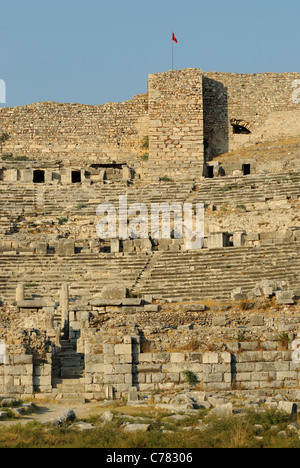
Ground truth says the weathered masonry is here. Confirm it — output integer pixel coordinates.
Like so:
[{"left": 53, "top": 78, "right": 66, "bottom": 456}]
[
  {"left": 0, "top": 67, "right": 299, "bottom": 403},
  {"left": 1, "top": 69, "right": 299, "bottom": 180}
]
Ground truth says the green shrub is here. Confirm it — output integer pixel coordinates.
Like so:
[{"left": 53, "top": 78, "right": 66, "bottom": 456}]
[
  {"left": 76, "top": 204, "right": 86, "bottom": 210},
  {"left": 14, "top": 156, "right": 29, "bottom": 161},
  {"left": 58, "top": 218, "right": 68, "bottom": 225},
  {"left": 240, "top": 299, "right": 254, "bottom": 310},
  {"left": 277, "top": 332, "right": 290, "bottom": 349},
  {"left": 0, "top": 133, "right": 10, "bottom": 153},
  {"left": 182, "top": 370, "right": 198, "bottom": 387},
  {"left": 236, "top": 331, "right": 247, "bottom": 342},
  {"left": 1, "top": 153, "right": 13, "bottom": 160},
  {"left": 142, "top": 136, "right": 149, "bottom": 149}
]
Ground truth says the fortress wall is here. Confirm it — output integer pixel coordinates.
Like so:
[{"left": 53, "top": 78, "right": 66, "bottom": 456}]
[
  {"left": 1, "top": 69, "right": 299, "bottom": 178},
  {"left": 0, "top": 94, "right": 149, "bottom": 165},
  {"left": 203, "top": 72, "right": 300, "bottom": 158},
  {"left": 148, "top": 69, "right": 204, "bottom": 178}
]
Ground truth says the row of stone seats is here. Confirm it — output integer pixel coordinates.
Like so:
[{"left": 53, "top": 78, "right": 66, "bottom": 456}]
[
  {"left": 0, "top": 242, "right": 298, "bottom": 304},
  {"left": 0, "top": 172, "right": 299, "bottom": 220},
  {"left": 0, "top": 252, "right": 150, "bottom": 302},
  {"left": 38, "top": 172, "right": 300, "bottom": 219},
  {"left": 41, "top": 181, "right": 195, "bottom": 216},
  {"left": 193, "top": 171, "right": 300, "bottom": 206},
  {"left": 134, "top": 242, "right": 300, "bottom": 302}
]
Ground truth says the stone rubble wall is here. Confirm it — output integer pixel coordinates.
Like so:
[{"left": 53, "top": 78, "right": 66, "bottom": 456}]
[
  {"left": 1, "top": 69, "right": 300, "bottom": 181},
  {"left": 2, "top": 299, "right": 300, "bottom": 399},
  {"left": 0, "top": 95, "right": 149, "bottom": 166},
  {"left": 203, "top": 71, "right": 300, "bottom": 158}
]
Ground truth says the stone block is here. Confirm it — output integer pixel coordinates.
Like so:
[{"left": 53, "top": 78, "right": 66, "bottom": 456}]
[
  {"left": 182, "top": 304, "right": 207, "bottom": 312},
  {"left": 110, "top": 239, "right": 120, "bottom": 253},
  {"left": 114, "top": 364, "right": 132, "bottom": 374},
  {"left": 115, "top": 344, "right": 132, "bottom": 355},
  {"left": 203, "top": 352, "right": 219, "bottom": 364},
  {"left": 85, "top": 363, "right": 104, "bottom": 374},
  {"left": 278, "top": 401, "right": 297, "bottom": 415},
  {"left": 143, "top": 304, "right": 159, "bottom": 312},
  {"left": 203, "top": 372, "right": 223, "bottom": 383},
  {"left": 276, "top": 371, "right": 297, "bottom": 380},
  {"left": 207, "top": 232, "right": 230, "bottom": 249},
  {"left": 118, "top": 354, "right": 134, "bottom": 364},
  {"left": 138, "top": 353, "right": 153, "bottom": 362},
  {"left": 103, "top": 344, "right": 115, "bottom": 355},
  {"left": 170, "top": 353, "right": 185, "bottom": 363},
  {"left": 212, "top": 316, "right": 226, "bottom": 326},
  {"left": 276, "top": 290, "right": 295, "bottom": 305},
  {"left": 235, "top": 372, "right": 252, "bottom": 382},
  {"left": 151, "top": 373, "right": 166, "bottom": 383},
  {"left": 153, "top": 353, "right": 170, "bottom": 363},
  {"left": 128, "top": 386, "right": 138, "bottom": 402},
  {"left": 13, "top": 355, "right": 33, "bottom": 365},
  {"left": 249, "top": 315, "right": 264, "bottom": 326},
  {"left": 104, "top": 374, "right": 125, "bottom": 384},
  {"left": 137, "top": 363, "right": 161, "bottom": 373},
  {"left": 101, "top": 284, "right": 127, "bottom": 300}
]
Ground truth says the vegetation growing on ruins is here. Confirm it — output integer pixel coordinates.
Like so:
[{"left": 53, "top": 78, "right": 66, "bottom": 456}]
[
  {"left": 0, "top": 133, "right": 10, "bottom": 153},
  {"left": 0, "top": 408, "right": 298, "bottom": 448}
]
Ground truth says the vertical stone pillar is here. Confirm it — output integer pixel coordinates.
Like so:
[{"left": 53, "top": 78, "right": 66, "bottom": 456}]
[
  {"left": 103, "top": 336, "right": 140, "bottom": 399},
  {"left": 233, "top": 231, "right": 246, "bottom": 247},
  {"left": 60, "top": 283, "right": 69, "bottom": 338},
  {"left": 16, "top": 284, "right": 24, "bottom": 302}
]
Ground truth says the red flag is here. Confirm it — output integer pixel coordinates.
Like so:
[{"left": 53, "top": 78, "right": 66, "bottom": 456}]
[{"left": 172, "top": 32, "right": 178, "bottom": 44}]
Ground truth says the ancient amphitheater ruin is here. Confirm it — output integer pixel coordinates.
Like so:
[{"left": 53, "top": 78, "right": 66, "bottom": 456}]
[{"left": 0, "top": 68, "right": 300, "bottom": 404}]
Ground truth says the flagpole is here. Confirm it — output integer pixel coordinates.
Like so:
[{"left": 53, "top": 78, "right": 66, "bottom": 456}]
[{"left": 172, "top": 38, "right": 173, "bottom": 70}]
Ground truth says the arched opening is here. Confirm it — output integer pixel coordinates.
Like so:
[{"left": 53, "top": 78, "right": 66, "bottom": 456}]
[
  {"left": 231, "top": 119, "right": 251, "bottom": 135},
  {"left": 33, "top": 170, "right": 45, "bottom": 184},
  {"left": 232, "top": 124, "right": 251, "bottom": 135}
]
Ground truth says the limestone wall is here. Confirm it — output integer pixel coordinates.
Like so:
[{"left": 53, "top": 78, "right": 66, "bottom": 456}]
[
  {"left": 83, "top": 343, "right": 300, "bottom": 398},
  {"left": 148, "top": 69, "right": 204, "bottom": 179},
  {"left": 203, "top": 72, "right": 300, "bottom": 158},
  {"left": 1, "top": 69, "right": 300, "bottom": 181},
  {"left": 0, "top": 95, "right": 149, "bottom": 165}
]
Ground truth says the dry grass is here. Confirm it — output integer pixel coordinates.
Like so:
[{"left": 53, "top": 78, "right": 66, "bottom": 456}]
[{"left": 0, "top": 407, "right": 298, "bottom": 448}]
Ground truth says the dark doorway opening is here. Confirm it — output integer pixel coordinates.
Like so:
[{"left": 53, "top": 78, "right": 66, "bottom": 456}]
[
  {"left": 242, "top": 164, "right": 251, "bottom": 176},
  {"left": 33, "top": 170, "right": 45, "bottom": 183},
  {"left": 72, "top": 171, "right": 81, "bottom": 183},
  {"left": 207, "top": 166, "right": 214, "bottom": 178}
]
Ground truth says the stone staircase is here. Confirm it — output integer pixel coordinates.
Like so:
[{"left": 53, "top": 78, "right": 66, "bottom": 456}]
[
  {"left": 51, "top": 340, "right": 86, "bottom": 403},
  {"left": 33, "top": 184, "right": 45, "bottom": 214}
]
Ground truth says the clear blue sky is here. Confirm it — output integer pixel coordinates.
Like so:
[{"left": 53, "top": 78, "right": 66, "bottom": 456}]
[{"left": 0, "top": 0, "right": 299, "bottom": 108}]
